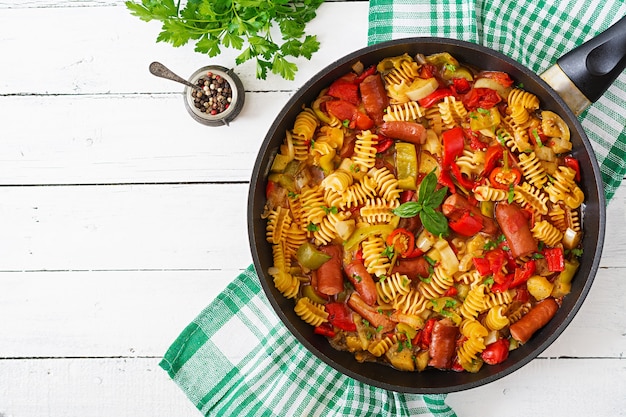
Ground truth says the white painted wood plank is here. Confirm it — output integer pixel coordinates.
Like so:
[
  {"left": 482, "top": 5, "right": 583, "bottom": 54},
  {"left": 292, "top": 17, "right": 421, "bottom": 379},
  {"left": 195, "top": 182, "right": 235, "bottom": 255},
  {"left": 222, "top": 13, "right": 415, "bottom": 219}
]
[
  {"left": 0, "top": 357, "right": 623, "bottom": 417},
  {"left": 447, "top": 358, "right": 626, "bottom": 417},
  {"left": 0, "top": 184, "right": 253, "bottom": 271},
  {"left": 0, "top": 2, "right": 369, "bottom": 95},
  {"left": 0, "top": 92, "right": 287, "bottom": 185},
  {"left": 0, "top": 358, "right": 202, "bottom": 417},
  {"left": 0, "top": 266, "right": 624, "bottom": 358}
]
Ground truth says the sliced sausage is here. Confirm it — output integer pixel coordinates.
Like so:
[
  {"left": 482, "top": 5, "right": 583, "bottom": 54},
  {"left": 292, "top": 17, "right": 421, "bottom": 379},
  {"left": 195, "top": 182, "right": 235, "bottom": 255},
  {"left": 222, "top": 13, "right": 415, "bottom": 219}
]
[
  {"left": 378, "top": 121, "right": 427, "bottom": 145},
  {"left": 510, "top": 298, "right": 559, "bottom": 344},
  {"left": 343, "top": 260, "right": 377, "bottom": 306},
  {"left": 359, "top": 74, "right": 388, "bottom": 126},
  {"left": 495, "top": 202, "right": 538, "bottom": 258},
  {"left": 347, "top": 293, "right": 396, "bottom": 333},
  {"left": 428, "top": 319, "right": 460, "bottom": 369},
  {"left": 391, "top": 257, "right": 431, "bottom": 281},
  {"left": 442, "top": 193, "right": 498, "bottom": 235},
  {"left": 315, "top": 244, "right": 344, "bottom": 296}
]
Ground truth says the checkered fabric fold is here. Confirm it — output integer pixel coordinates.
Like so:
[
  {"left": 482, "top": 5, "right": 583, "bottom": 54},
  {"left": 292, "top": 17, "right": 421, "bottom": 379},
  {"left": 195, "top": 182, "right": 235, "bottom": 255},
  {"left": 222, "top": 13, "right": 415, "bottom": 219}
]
[
  {"left": 161, "top": 265, "right": 456, "bottom": 416},
  {"left": 161, "top": 2, "right": 625, "bottom": 416}
]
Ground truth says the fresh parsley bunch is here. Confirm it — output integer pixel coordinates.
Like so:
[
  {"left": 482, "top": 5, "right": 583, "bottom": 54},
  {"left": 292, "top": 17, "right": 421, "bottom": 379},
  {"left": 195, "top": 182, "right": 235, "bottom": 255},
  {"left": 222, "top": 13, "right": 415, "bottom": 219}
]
[{"left": 125, "top": 0, "right": 323, "bottom": 80}]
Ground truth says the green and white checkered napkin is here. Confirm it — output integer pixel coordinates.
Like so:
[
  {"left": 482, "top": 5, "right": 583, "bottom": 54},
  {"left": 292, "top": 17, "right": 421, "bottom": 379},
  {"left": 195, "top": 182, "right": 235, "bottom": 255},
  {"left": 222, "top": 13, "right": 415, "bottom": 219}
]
[{"left": 161, "top": 2, "right": 625, "bottom": 416}]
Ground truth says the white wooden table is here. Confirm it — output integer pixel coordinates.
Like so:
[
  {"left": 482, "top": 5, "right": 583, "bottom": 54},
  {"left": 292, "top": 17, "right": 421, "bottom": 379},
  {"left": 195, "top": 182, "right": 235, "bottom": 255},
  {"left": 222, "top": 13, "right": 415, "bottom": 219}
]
[{"left": 1, "top": 1, "right": 624, "bottom": 416}]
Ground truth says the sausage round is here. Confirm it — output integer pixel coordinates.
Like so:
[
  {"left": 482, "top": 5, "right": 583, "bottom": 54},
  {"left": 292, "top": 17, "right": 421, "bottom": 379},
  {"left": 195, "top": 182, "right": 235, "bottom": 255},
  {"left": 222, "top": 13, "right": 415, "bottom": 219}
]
[
  {"left": 510, "top": 298, "right": 559, "bottom": 344},
  {"left": 343, "top": 260, "right": 377, "bottom": 306},
  {"left": 428, "top": 319, "right": 460, "bottom": 369},
  {"left": 315, "top": 245, "right": 344, "bottom": 296},
  {"left": 378, "top": 121, "right": 427, "bottom": 145},
  {"left": 359, "top": 74, "right": 388, "bottom": 126},
  {"left": 495, "top": 202, "right": 538, "bottom": 258},
  {"left": 442, "top": 193, "right": 498, "bottom": 235}
]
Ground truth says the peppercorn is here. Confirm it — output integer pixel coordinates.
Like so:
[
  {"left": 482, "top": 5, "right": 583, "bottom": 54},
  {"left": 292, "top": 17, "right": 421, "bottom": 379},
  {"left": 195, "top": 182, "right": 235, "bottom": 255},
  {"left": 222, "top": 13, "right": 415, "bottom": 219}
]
[{"left": 191, "top": 71, "right": 233, "bottom": 115}]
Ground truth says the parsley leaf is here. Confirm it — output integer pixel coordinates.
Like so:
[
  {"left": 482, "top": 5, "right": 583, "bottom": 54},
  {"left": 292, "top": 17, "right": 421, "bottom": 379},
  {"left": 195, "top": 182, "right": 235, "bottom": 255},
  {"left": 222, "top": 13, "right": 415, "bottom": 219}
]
[{"left": 125, "top": 0, "right": 323, "bottom": 80}]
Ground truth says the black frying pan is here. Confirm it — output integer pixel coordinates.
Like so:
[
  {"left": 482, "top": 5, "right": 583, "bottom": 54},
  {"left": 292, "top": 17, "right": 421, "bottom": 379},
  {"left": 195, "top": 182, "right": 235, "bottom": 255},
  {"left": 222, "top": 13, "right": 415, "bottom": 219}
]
[{"left": 248, "top": 16, "right": 625, "bottom": 393}]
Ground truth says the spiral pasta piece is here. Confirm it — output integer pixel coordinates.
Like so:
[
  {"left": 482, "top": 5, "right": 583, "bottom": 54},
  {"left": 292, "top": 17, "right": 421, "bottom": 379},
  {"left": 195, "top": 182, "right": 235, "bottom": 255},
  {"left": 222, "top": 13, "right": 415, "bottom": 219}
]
[
  {"left": 353, "top": 130, "right": 379, "bottom": 170},
  {"left": 362, "top": 235, "right": 392, "bottom": 277},
  {"left": 518, "top": 152, "right": 548, "bottom": 188},
  {"left": 368, "top": 166, "right": 402, "bottom": 202},
  {"left": 368, "top": 335, "right": 397, "bottom": 357},
  {"left": 321, "top": 169, "right": 353, "bottom": 193},
  {"left": 299, "top": 186, "right": 327, "bottom": 227},
  {"left": 474, "top": 184, "right": 508, "bottom": 202},
  {"left": 439, "top": 96, "right": 467, "bottom": 129},
  {"left": 485, "top": 305, "right": 510, "bottom": 331},
  {"left": 376, "top": 273, "right": 412, "bottom": 305},
  {"left": 292, "top": 108, "right": 319, "bottom": 141},
  {"left": 418, "top": 266, "right": 454, "bottom": 300},
  {"left": 507, "top": 302, "right": 532, "bottom": 324},
  {"left": 457, "top": 318, "right": 489, "bottom": 369},
  {"left": 270, "top": 242, "right": 299, "bottom": 299},
  {"left": 266, "top": 206, "right": 292, "bottom": 244},
  {"left": 343, "top": 176, "right": 378, "bottom": 208},
  {"left": 460, "top": 284, "right": 487, "bottom": 319},
  {"left": 383, "top": 101, "right": 424, "bottom": 122},
  {"left": 531, "top": 219, "right": 564, "bottom": 247},
  {"left": 359, "top": 198, "right": 399, "bottom": 225},
  {"left": 483, "top": 289, "right": 513, "bottom": 310},
  {"left": 513, "top": 182, "right": 549, "bottom": 216},
  {"left": 294, "top": 297, "right": 328, "bottom": 327},
  {"left": 393, "top": 289, "right": 431, "bottom": 316}
]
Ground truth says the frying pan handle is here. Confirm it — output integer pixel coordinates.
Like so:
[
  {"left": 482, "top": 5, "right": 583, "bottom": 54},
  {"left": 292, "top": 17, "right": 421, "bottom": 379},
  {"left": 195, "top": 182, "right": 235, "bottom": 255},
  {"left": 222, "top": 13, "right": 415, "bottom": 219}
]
[{"left": 557, "top": 15, "right": 626, "bottom": 104}]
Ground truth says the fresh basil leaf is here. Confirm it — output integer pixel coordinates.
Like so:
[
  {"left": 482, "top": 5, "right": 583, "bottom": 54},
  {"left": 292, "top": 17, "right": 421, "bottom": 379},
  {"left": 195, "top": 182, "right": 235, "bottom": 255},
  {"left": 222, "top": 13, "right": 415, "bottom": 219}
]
[
  {"left": 418, "top": 170, "right": 437, "bottom": 204},
  {"left": 392, "top": 201, "right": 422, "bottom": 218},
  {"left": 426, "top": 186, "right": 448, "bottom": 209},
  {"left": 420, "top": 208, "right": 449, "bottom": 236}
]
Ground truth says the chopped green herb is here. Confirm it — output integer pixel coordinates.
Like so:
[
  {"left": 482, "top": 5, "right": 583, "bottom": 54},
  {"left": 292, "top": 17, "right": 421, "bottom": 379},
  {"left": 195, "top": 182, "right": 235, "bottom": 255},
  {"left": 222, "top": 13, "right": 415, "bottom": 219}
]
[
  {"left": 306, "top": 223, "right": 319, "bottom": 232},
  {"left": 508, "top": 183, "right": 515, "bottom": 203},
  {"left": 376, "top": 325, "right": 384, "bottom": 333},
  {"left": 483, "top": 276, "right": 495, "bottom": 285}
]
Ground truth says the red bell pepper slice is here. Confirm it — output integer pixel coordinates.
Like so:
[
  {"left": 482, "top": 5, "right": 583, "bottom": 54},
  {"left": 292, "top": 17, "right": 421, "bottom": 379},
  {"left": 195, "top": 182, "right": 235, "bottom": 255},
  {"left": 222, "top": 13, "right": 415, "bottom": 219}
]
[
  {"left": 451, "top": 77, "right": 471, "bottom": 94},
  {"left": 510, "top": 259, "right": 536, "bottom": 288},
  {"left": 564, "top": 156, "right": 581, "bottom": 182},
  {"left": 482, "top": 144, "right": 504, "bottom": 176},
  {"left": 489, "top": 167, "right": 522, "bottom": 189},
  {"left": 442, "top": 126, "right": 465, "bottom": 166},
  {"left": 543, "top": 247, "right": 566, "bottom": 272},
  {"left": 478, "top": 71, "right": 514, "bottom": 87},
  {"left": 386, "top": 228, "right": 416, "bottom": 258},
  {"left": 314, "top": 322, "right": 336, "bottom": 338},
  {"left": 328, "top": 78, "right": 360, "bottom": 105},
  {"left": 481, "top": 339, "right": 510, "bottom": 365},
  {"left": 418, "top": 63, "right": 437, "bottom": 79},
  {"left": 326, "top": 100, "right": 374, "bottom": 130},
  {"left": 354, "top": 65, "right": 377, "bottom": 84},
  {"left": 490, "top": 273, "right": 513, "bottom": 293},
  {"left": 438, "top": 168, "right": 456, "bottom": 194},
  {"left": 373, "top": 134, "right": 394, "bottom": 153},
  {"left": 444, "top": 286, "right": 458, "bottom": 297},
  {"left": 325, "top": 302, "right": 357, "bottom": 332},
  {"left": 413, "top": 317, "right": 437, "bottom": 350},
  {"left": 418, "top": 88, "right": 455, "bottom": 108},
  {"left": 450, "top": 161, "right": 476, "bottom": 190},
  {"left": 462, "top": 87, "right": 501, "bottom": 110},
  {"left": 472, "top": 257, "right": 492, "bottom": 276},
  {"left": 465, "top": 128, "right": 487, "bottom": 151},
  {"left": 449, "top": 210, "right": 483, "bottom": 236}
]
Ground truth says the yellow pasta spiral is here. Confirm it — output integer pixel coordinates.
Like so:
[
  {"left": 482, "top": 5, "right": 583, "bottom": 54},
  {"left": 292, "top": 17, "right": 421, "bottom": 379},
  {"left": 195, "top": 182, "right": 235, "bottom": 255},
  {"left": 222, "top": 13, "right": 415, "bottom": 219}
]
[
  {"left": 321, "top": 169, "right": 353, "bottom": 193},
  {"left": 294, "top": 297, "right": 328, "bottom": 327},
  {"left": 483, "top": 289, "right": 513, "bottom": 310},
  {"left": 393, "top": 289, "right": 431, "bottom": 316},
  {"left": 518, "top": 152, "right": 548, "bottom": 188},
  {"left": 270, "top": 243, "right": 299, "bottom": 299},
  {"left": 508, "top": 88, "right": 540, "bottom": 110},
  {"left": 501, "top": 115, "right": 532, "bottom": 153},
  {"left": 513, "top": 182, "right": 549, "bottom": 215},
  {"left": 531, "top": 219, "right": 564, "bottom": 247},
  {"left": 266, "top": 206, "right": 292, "bottom": 244},
  {"left": 383, "top": 101, "right": 424, "bottom": 122},
  {"left": 439, "top": 96, "right": 467, "bottom": 129},
  {"left": 544, "top": 166, "right": 584, "bottom": 209},
  {"left": 455, "top": 149, "right": 486, "bottom": 178},
  {"left": 457, "top": 318, "right": 489, "bottom": 369},
  {"left": 292, "top": 108, "right": 319, "bottom": 141},
  {"left": 299, "top": 186, "right": 326, "bottom": 227},
  {"left": 292, "top": 133, "right": 310, "bottom": 161},
  {"left": 423, "top": 106, "right": 443, "bottom": 135},
  {"left": 362, "top": 235, "right": 392, "bottom": 277},
  {"left": 314, "top": 211, "right": 350, "bottom": 246},
  {"left": 507, "top": 302, "right": 532, "bottom": 324},
  {"left": 384, "top": 60, "right": 420, "bottom": 86},
  {"left": 368, "top": 335, "right": 397, "bottom": 357},
  {"left": 353, "top": 130, "right": 379, "bottom": 170},
  {"left": 474, "top": 184, "right": 508, "bottom": 202},
  {"left": 455, "top": 269, "right": 483, "bottom": 288},
  {"left": 418, "top": 266, "right": 454, "bottom": 300},
  {"left": 460, "top": 284, "right": 487, "bottom": 319},
  {"left": 485, "top": 305, "right": 510, "bottom": 331},
  {"left": 376, "top": 273, "right": 412, "bottom": 305},
  {"left": 368, "top": 166, "right": 402, "bottom": 202},
  {"left": 283, "top": 223, "right": 307, "bottom": 257},
  {"left": 359, "top": 198, "right": 399, "bottom": 225},
  {"left": 343, "top": 176, "right": 378, "bottom": 208}
]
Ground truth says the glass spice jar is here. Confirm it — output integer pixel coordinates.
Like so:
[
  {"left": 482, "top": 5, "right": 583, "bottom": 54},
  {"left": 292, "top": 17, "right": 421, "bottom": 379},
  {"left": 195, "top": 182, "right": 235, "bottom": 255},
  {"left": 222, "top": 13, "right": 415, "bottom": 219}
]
[{"left": 184, "top": 65, "right": 245, "bottom": 126}]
